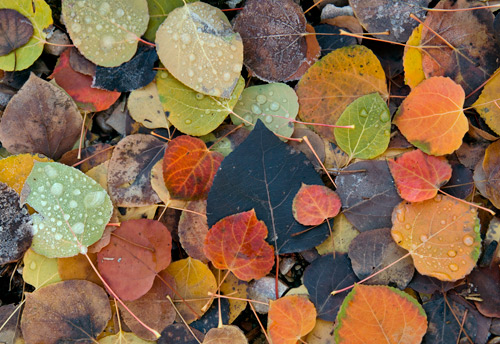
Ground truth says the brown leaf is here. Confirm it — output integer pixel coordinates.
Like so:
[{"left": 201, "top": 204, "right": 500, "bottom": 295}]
[
  {"left": 0, "top": 74, "right": 82, "bottom": 160},
  {"left": 178, "top": 200, "right": 209, "bottom": 263},
  {"left": 202, "top": 325, "right": 248, "bottom": 344},
  {"left": 0, "top": 9, "right": 33, "bottom": 56}
]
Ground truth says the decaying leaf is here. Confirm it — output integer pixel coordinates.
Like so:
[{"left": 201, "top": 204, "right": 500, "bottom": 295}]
[{"left": 0, "top": 8, "right": 33, "bottom": 56}]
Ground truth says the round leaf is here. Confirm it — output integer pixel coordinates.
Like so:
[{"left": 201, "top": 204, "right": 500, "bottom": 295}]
[
  {"left": 0, "top": 8, "right": 33, "bottom": 56},
  {"left": 155, "top": 2, "right": 243, "bottom": 98},
  {"left": 292, "top": 183, "right": 341, "bottom": 226}
]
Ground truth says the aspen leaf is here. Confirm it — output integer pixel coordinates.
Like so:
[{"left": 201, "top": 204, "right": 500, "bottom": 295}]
[
  {"left": 99, "top": 331, "right": 154, "bottom": 344},
  {"left": 128, "top": 81, "right": 169, "bottom": 129},
  {"left": 479, "top": 139, "right": 500, "bottom": 209},
  {"left": 143, "top": 0, "right": 196, "bottom": 41},
  {"left": 391, "top": 195, "right": 481, "bottom": 281},
  {"left": 473, "top": 66, "right": 500, "bottom": 136},
  {"left": 0, "top": 153, "right": 51, "bottom": 195},
  {"left": 292, "top": 184, "right": 341, "bottom": 226},
  {"left": 202, "top": 325, "right": 247, "bottom": 344},
  {"left": 0, "top": 8, "right": 33, "bottom": 56},
  {"left": 22, "top": 248, "right": 62, "bottom": 289},
  {"left": 403, "top": 24, "right": 425, "bottom": 88}
]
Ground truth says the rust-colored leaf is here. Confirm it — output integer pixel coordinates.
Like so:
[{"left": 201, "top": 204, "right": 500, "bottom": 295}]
[
  {"left": 179, "top": 200, "right": 209, "bottom": 263},
  {"left": 388, "top": 149, "right": 452, "bottom": 202},
  {"left": 391, "top": 195, "right": 481, "bottom": 281},
  {"left": 481, "top": 139, "right": 500, "bottom": 209},
  {"left": 202, "top": 325, "right": 248, "bottom": 344},
  {"left": 204, "top": 210, "right": 274, "bottom": 281},
  {"left": 163, "top": 135, "right": 223, "bottom": 200},
  {"left": 393, "top": 77, "right": 467, "bottom": 156},
  {"left": 97, "top": 219, "right": 172, "bottom": 301},
  {"left": 292, "top": 183, "right": 341, "bottom": 226},
  {"left": 267, "top": 295, "right": 317, "bottom": 344},
  {"left": 334, "top": 284, "right": 427, "bottom": 344}
]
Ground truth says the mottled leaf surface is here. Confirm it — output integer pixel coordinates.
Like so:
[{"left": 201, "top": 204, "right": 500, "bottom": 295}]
[{"left": 0, "top": 8, "right": 33, "bottom": 56}]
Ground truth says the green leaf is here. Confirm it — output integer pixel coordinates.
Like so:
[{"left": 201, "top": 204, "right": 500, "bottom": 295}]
[
  {"left": 231, "top": 83, "right": 298, "bottom": 138},
  {"left": 156, "top": 70, "right": 244, "bottom": 136},
  {"left": 0, "top": 0, "right": 52, "bottom": 71},
  {"left": 143, "top": 0, "right": 197, "bottom": 42},
  {"left": 21, "top": 162, "right": 113, "bottom": 258},
  {"left": 61, "top": 0, "right": 149, "bottom": 67},
  {"left": 334, "top": 93, "right": 391, "bottom": 160},
  {"left": 155, "top": 1, "right": 243, "bottom": 98}
]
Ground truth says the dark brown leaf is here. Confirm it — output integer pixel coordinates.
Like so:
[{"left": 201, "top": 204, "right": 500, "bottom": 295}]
[{"left": 0, "top": 9, "right": 33, "bottom": 56}]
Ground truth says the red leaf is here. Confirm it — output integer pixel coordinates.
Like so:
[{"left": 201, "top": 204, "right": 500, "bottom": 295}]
[
  {"left": 49, "top": 49, "right": 120, "bottom": 112},
  {"left": 203, "top": 210, "right": 274, "bottom": 281},
  {"left": 163, "top": 135, "right": 223, "bottom": 200},
  {"left": 388, "top": 149, "right": 452, "bottom": 202},
  {"left": 97, "top": 219, "right": 172, "bottom": 301},
  {"left": 292, "top": 183, "right": 341, "bottom": 226}
]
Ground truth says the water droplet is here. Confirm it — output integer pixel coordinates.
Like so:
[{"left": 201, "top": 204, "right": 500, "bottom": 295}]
[
  {"left": 185, "top": 119, "right": 192, "bottom": 124},
  {"left": 99, "top": 2, "right": 110, "bottom": 15},
  {"left": 230, "top": 45, "right": 237, "bottom": 51},
  {"left": 64, "top": 214, "right": 70, "bottom": 221},
  {"left": 116, "top": 8, "right": 125, "bottom": 17},
  {"left": 265, "top": 115, "right": 273, "bottom": 124},
  {"left": 233, "top": 64, "right": 241, "bottom": 73},
  {"left": 73, "top": 189, "right": 81, "bottom": 196},
  {"left": 41, "top": 200, "right": 47, "bottom": 206},
  {"left": 379, "top": 111, "right": 390, "bottom": 122},
  {"left": 447, "top": 250, "right": 457, "bottom": 257},
  {"left": 213, "top": 88, "right": 221, "bottom": 97},
  {"left": 420, "top": 234, "right": 428, "bottom": 242},
  {"left": 172, "top": 33, "right": 179, "bottom": 41},
  {"left": 243, "top": 114, "right": 253, "bottom": 125},
  {"left": 405, "top": 224, "right": 411, "bottom": 230},
  {"left": 195, "top": 93, "right": 204, "bottom": 100},
  {"left": 462, "top": 235, "right": 474, "bottom": 246},
  {"left": 268, "top": 91, "right": 274, "bottom": 96},
  {"left": 434, "top": 194, "right": 442, "bottom": 202},
  {"left": 73, "top": 222, "right": 85, "bottom": 234},
  {"left": 84, "top": 191, "right": 105, "bottom": 208},
  {"left": 282, "top": 98, "right": 287, "bottom": 103},
  {"left": 223, "top": 72, "right": 231, "bottom": 81},
  {"left": 440, "top": 220, "right": 446, "bottom": 225},
  {"left": 392, "top": 231, "right": 403, "bottom": 243},
  {"left": 205, "top": 109, "right": 210, "bottom": 114},
  {"left": 50, "top": 183, "right": 63, "bottom": 197},
  {"left": 30, "top": 261, "right": 37, "bottom": 270},
  {"left": 360, "top": 109, "right": 368, "bottom": 118},
  {"left": 188, "top": 69, "right": 194, "bottom": 77},
  {"left": 84, "top": 16, "right": 92, "bottom": 24},
  {"left": 69, "top": 200, "right": 78, "bottom": 208},
  {"left": 72, "top": 23, "right": 82, "bottom": 33},
  {"left": 396, "top": 208, "right": 405, "bottom": 222},
  {"left": 269, "top": 102, "right": 280, "bottom": 111},
  {"left": 101, "top": 35, "right": 115, "bottom": 50},
  {"left": 54, "top": 233, "right": 63, "bottom": 240},
  {"left": 449, "top": 263, "right": 459, "bottom": 272},
  {"left": 189, "top": 54, "right": 196, "bottom": 62},
  {"left": 251, "top": 104, "right": 262, "bottom": 115},
  {"left": 384, "top": 130, "right": 390, "bottom": 136},
  {"left": 181, "top": 33, "right": 191, "bottom": 44},
  {"left": 256, "top": 95, "right": 267, "bottom": 105},
  {"left": 374, "top": 123, "right": 379, "bottom": 128}
]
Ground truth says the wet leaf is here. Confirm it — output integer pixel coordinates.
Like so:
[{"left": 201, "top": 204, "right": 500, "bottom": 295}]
[
  {"left": 334, "top": 284, "right": 427, "bottom": 344},
  {"left": 393, "top": 77, "right": 467, "bottom": 156},
  {"left": 292, "top": 184, "right": 341, "bottom": 226},
  {"left": 178, "top": 200, "right": 209, "bottom": 263},
  {"left": 0, "top": 8, "right": 33, "bottom": 56},
  {"left": 204, "top": 209, "right": 274, "bottom": 281},
  {"left": 107, "top": 134, "right": 164, "bottom": 207},
  {"left": 128, "top": 81, "right": 169, "bottom": 129},
  {"left": 403, "top": 24, "right": 425, "bottom": 88},
  {"left": 231, "top": 83, "right": 299, "bottom": 138},
  {"left": 335, "top": 160, "right": 402, "bottom": 232},
  {"left": 0, "top": 74, "right": 82, "bottom": 160},
  {"left": 165, "top": 257, "right": 217, "bottom": 323},
  {"left": 97, "top": 219, "right": 172, "bottom": 301},
  {"left": 22, "top": 162, "right": 113, "bottom": 258},
  {"left": 420, "top": 0, "right": 499, "bottom": 95},
  {"left": 350, "top": 0, "right": 428, "bottom": 42},
  {"left": 303, "top": 253, "right": 359, "bottom": 321},
  {"left": 233, "top": 0, "right": 307, "bottom": 82},
  {"left": 391, "top": 195, "right": 481, "bottom": 281},
  {"left": 0, "top": 0, "right": 52, "bottom": 71},
  {"left": 23, "top": 248, "right": 62, "bottom": 289},
  {"left": 202, "top": 325, "right": 247, "bottom": 344},
  {"left": 156, "top": 2, "right": 243, "bottom": 98},
  {"left": 296, "top": 45, "right": 388, "bottom": 142},
  {"left": 93, "top": 45, "right": 158, "bottom": 92},
  {"left": 163, "top": 135, "right": 223, "bottom": 201},
  {"left": 21, "top": 280, "right": 111, "bottom": 344},
  {"left": 61, "top": 0, "right": 149, "bottom": 67},
  {"left": 473, "top": 67, "right": 500, "bottom": 136},
  {"left": 388, "top": 149, "right": 452, "bottom": 202},
  {"left": 156, "top": 70, "right": 244, "bottom": 136},
  {"left": 268, "top": 295, "right": 316, "bottom": 344},
  {"left": 207, "top": 121, "right": 330, "bottom": 254},
  {"left": 143, "top": 0, "right": 196, "bottom": 41},
  {"left": 348, "top": 227, "right": 414, "bottom": 289},
  {"left": 50, "top": 48, "right": 120, "bottom": 112},
  {"left": 334, "top": 92, "right": 391, "bottom": 159}
]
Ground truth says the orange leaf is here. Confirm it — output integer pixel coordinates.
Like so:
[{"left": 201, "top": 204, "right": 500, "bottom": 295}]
[
  {"left": 292, "top": 183, "right": 341, "bottom": 226},
  {"left": 393, "top": 77, "right": 467, "bottom": 156},
  {"left": 163, "top": 135, "right": 223, "bottom": 200},
  {"left": 204, "top": 210, "right": 274, "bottom": 281},
  {"left": 268, "top": 295, "right": 317, "bottom": 344},
  {"left": 334, "top": 284, "right": 427, "bottom": 344},
  {"left": 388, "top": 149, "right": 452, "bottom": 202},
  {"left": 391, "top": 195, "right": 481, "bottom": 281}
]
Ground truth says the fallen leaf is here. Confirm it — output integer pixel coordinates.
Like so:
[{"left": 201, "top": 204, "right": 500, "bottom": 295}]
[
  {"left": 296, "top": 45, "right": 388, "bottom": 142},
  {"left": 268, "top": 295, "right": 317, "bottom": 344},
  {"left": 313, "top": 24, "right": 357, "bottom": 57},
  {"left": 403, "top": 24, "right": 425, "bottom": 88},
  {"left": 247, "top": 276, "right": 288, "bottom": 314},
  {"left": 22, "top": 248, "right": 62, "bottom": 289},
  {"left": 0, "top": 8, "right": 33, "bottom": 56},
  {"left": 0, "top": 0, "right": 52, "bottom": 71},
  {"left": 107, "top": 134, "right": 165, "bottom": 207},
  {"left": 58, "top": 253, "right": 101, "bottom": 286},
  {"left": 468, "top": 265, "right": 500, "bottom": 318},
  {"left": 128, "top": 81, "right": 169, "bottom": 129},
  {"left": 159, "top": 323, "right": 205, "bottom": 344},
  {"left": 178, "top": 200, "right": 209, "bottom": 263},
  {"left": 334, "top": 284, "right": 427, "bottom": 344},
  {"left": 202, "top": 325, "right": 248, "bottom": 344},
  {"left": 207, "top": 120, "right": 330, "bottom": 254},
  {"left": 0, "top": 153, "right": 50, "bottom": 195},
  {"left": 21, "top": 280, "right": 111, "bottom": 344},
  {"left": 214, "top": 269, "right": 249, "bottom": 323},
  {"left": 292, "top": 184, "right": 341, "bottom": 226},
  {"left": 143, "top": 0, "right": 196, "bottom": 41},
  {"left": 191, "top": 298, "right": 230, "bottom": 335},
  {"left": 165, "top": 257, "right": 217, "bottom": 323},
  {"left": 22, "top": 162, "right": 113, "bottom": 258},
  {"left": 156, "top": 70, "right": 244, "bottom": 136},
  {"left": 99, "top": 331, "right": 154, "bottom": 344},
  {"left": 204, "top": 209, "right": 275, "bottom": 281},
  {"left": 305, "top": 318, "right": 336, "bottom": 344},
  {"left": 97, "top": 219, "right": 172, "bottom": 301},
  {"left": 315, "top": 213, "right": 359, "bottom": 255},
  {"left": 387, "top": 149, "right": 452, "bottom": 202},
  {"left": 156, "top": 2, "right": 243, "bottom": 98},
  {"left": 61, "top": 0, "right": 149, "bottom": 67},
  {"left": 391, "top": 195, "right": 481, "bottom": 281},
  {"left": 163, "top": 135, "right": 223, "bottom": 201},
  {"left": 393, "top": 77, "right": 467, "bottom": 156},
  {"left": 334, "top": 92, "right": 391, "bottom": 160},
  {"left": 0, "top": 74, "right": 82, "bottom": 160},
  {"left": 233, "top": 0, "right": 307, "bottom": 82}
]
